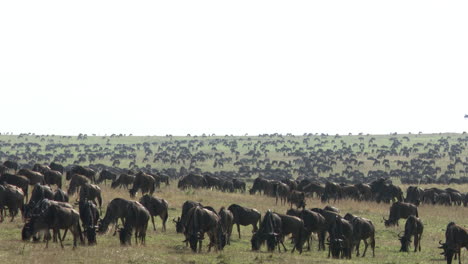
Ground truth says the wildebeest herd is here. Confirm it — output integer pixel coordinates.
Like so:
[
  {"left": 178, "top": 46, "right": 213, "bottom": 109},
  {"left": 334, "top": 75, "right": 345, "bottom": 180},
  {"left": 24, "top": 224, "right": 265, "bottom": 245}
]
[{"left": 0, "top": 133, "right": 467, "bottom": 263}]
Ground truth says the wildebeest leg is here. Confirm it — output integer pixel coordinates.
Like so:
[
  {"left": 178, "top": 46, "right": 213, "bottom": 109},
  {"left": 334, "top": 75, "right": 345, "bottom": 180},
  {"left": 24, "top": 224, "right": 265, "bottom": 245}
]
[
  {"left": 151, "top": 215, "right": 156, "bottom": 231},
  {"left": 356, "top": 239, "right": 361, "bottom": 256},
  {"left": 57, "top": 229, "right": 65, "bottom": 249},
  {"left": 280, "top": 237, "right": 288, "bottom": 252},
  {"left": 362, "top": 239, "right": 369, "bottom": 257},
  {"left": 418, "top": 233, "right": 422, "bottom": 252},
  {"left": 237, "top": 223, "right": 241, "bottom": 239}
]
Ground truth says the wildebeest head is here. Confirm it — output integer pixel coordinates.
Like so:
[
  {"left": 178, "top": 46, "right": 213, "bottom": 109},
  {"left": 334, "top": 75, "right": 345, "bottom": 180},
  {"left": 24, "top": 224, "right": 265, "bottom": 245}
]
[
  {"left": 439, "top": 240, "right": 455, "bottom": 262},
  {"left": 265, "top": 233, "right": 280, "bottom": 252},
  {"left": 383, "top": 217, "right": 396, "bottom": 227},
  {"left": 118, "top": 227, "right": 132, "bottom": 246},
  {"left": 173, "top": 217, "right": 184, "bottom": 233},
  {"left": 327, "top": 237, "right": 345, "bottom": 258},
  {"left": 21, "top": 220, "right": 34, "bottom": 241},
  {"left": 398, "top": 232, "right": 411, "bottom": 252},
  {"left": 189, "top": 232, "right": 202, "bottom": 252},
  {"left": 129, "top": 189, "right": 137, "bottom": 198},
  {"left": 250, "top": 232, "right": 262, "bottom": 251}
]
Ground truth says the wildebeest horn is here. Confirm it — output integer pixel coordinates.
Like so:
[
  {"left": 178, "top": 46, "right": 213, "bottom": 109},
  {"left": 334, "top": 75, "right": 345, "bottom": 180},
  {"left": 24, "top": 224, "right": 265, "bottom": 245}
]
[
  {"left": 439, "top": 240, "right": 443, "bottom": 245},
  {"left": 397, "top": 232, "right": 403, "bottom": 238}
]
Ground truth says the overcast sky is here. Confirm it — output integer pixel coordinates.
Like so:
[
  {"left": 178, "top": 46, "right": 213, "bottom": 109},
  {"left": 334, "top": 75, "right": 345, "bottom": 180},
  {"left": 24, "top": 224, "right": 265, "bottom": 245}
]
[{"left": 1, "top": 1, "right": 467, "bottom": 136}]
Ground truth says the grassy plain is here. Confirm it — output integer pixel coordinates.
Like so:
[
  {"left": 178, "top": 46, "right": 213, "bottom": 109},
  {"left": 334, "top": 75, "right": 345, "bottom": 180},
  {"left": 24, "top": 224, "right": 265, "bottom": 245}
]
[{"left": 0, "top": 133, "right": 466, "bottom": 263}]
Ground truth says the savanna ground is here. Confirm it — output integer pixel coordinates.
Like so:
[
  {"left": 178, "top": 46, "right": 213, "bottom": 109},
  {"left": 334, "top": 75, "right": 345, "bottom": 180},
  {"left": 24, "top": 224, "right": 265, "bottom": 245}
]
[{"left": 0, "top": 133, "right": 467, "bottom": 263}]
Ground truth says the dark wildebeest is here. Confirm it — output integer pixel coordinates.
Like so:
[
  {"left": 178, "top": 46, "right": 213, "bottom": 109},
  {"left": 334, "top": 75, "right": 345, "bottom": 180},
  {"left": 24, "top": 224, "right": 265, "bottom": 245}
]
[
  {"left": 79, "top": 183, "right": 102, "bottom": 212},
  {"left": 398, "top": 215, "right": 423, "bottom": 252},
  {"left": 344, "top": 213, "right": 375, "bottom": 257},
  {"left": 139, "top": 194, "right": 168, "bottom": 232},
  {"left": 327, "top": 216, "right": 353, "bottom": 259},
  {"left": 97, "top": 169, "right": 117, "bottom": 185},
  {"left": 49, "top": 162, "right": 64, "bottom": 174},
  {"left": 23, "top": 184, "right": 54, "bottom": 219},
  {"left": 79, "top": 200, "right": 99, "bottom": 245},
  {"left": 287, "top": 208, "right": 327, "bottom": 251},
  {"left": 436, "top": 192, "right": 453, "bottom": 206},
  {"left": 174, "top": 200, "right": 203, "bottom": 235},
  {"left": 276, "top": 213, "right": 306, "bottom": 253},
  {"left": 384, "top": 202, "right": 419, "bottom": 227},
  {"left": 203, "top": 175, "right": 222, "bottom": 190},
  {"left": 3, "top": 160, "right": 19, "bottom": 173},
  {"left": 355, "top": 183, "right": 373, "bottom": 201},
  {"left": 53, "top": 188, "right": 69, "bottom": 203},
  {"left": 273, "top": 182, "right": 290, "bottom": 205},
  {"left": 0, "top": 173, "right": 29, "bottom": 202},
  {"left": 232, "top": 179, "right": 246, "bottom": 193},
  {"left": 302, "top": 182, "right": 325, "bottom": 198},
  {"left": 0, "top": 183, "right": 24, "bottom": 222},
  {"left": 370, "top": 178, "right": 403, "bottom": 203},
  {"left": 439, "top": 222, "right": 468, "bottom": 264},
  {"left": 227, "top": 204, "right": 261, "bottom": 239},
  {"left": 249, "top": 177, "right": 275, "bottom": 196},
  {"left": 119, "top": 201, "right": 150, "bottom": 246},
  {"left": 111, "top": 174, "right": 135, "bottom": 189},
  {"left": 98, "top": 198, "right": 134, "bottom": 234},
  {"left": 321, "top": 182, "right": 342, "bottom": 203},
  {"left": 129, "top": 171, "right": 155, "bottom": 198},
  {"left": 251, "top": 210, "right": 284, "bottom": 252},
  {"left": 67, "top": 174, "right": 90, "bottom": 196},
  {"left": 341, "top": 185, "right": 361, "bottom": 201},
  {"left": 43, "top": 170, "right": 63, "bottom": 189},
  {"left": 66, "top": 165, "right": 96, "bottom": 183},
  {"left": 219, "top": 207, "right": 234, "bottom": 245},
  {"left": 288, "top": 190, "right": 306, "bottom": 209},
  {"left": 405, "top": 186, "right": 424, "bottom": 206},
  {"left": 22, "top": 203, "right": 84, "bottom": 249},
  {"left": 18, "top": 169, "right": 46, "bottom": 185},
  {"left": 177, "top": 173, "right": 207, "bottom": 190},
  {"left": 185, "top": 206, "right": 226, "bottom": 252}
]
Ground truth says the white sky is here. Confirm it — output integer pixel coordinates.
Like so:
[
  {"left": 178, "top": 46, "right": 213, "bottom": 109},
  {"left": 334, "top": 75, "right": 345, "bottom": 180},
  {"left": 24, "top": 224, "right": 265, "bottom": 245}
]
[{"left": 1, "top": 1, "right": 467, "bottom": 136}]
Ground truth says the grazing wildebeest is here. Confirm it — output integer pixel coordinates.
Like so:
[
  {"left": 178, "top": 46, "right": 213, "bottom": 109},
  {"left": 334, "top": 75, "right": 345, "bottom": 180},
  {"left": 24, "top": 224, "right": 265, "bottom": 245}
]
[
  {"left": 327, "top": 216, "right": 353, "bottom": 259},
  {"left": 97, "top": 169, "right": 117, "bottom": 185},
  {"left": 287, "top": 208, "right": 327, "bottom": 251},
  {"left": 119, "top": 201, "right": 150, "bottom": 246},
  {"left": 139, "top": 194, "right": 168, "bottom": 232},
  {"left": 67, "top": 174, "right": 90, "bottom": 196},
  {"left": 219, "top": 207, "right": 234, "bottom": 245},
  {"left": 66, "top": 165, "right": 96, "bottom": 183},
  {"left": 273, "top": 182, "right": 290, "bottom": 205},
  {"left": 111, "top": 174, "right": 135, "bottom": 189},
  {"left": 251, "top": 210, "right": 284, "bottom": 252},
  {"left": 18, "top": 169, "right": 46, "bottom": 185},
  {"left": 249, "top": 177, "right": 275, "bottom": 196},
  {"left": 129, "top": 171, "right": 155, "bottom": 198},
  {"left": 302, "top": 182, "right": 325, "bottom": 198},
  {"left": 185, "top": 206, "right": 226, "bottom": 252},
  {"left": 344, "top": 213, "right": 375, "bottom": 257},
  {"left": 79, "top": 200, "right": 99, "bottom": 245},
  {"left": 398, "top": 215, "right": 423, "bottom": 252},
  {"left": 174, "top": 200, "right": 203, "bottom": 234},
  {"left": 0, "top": 173, "right": 29, "bottom": 202},
  {"left": 439, "top": 222, "right": 468, "bottom": 264},
  {"left": 321, "top": 182, "right": 342, "bottom": 203},
  {"left": 0, "top": 183, "right": 24, "bottom": 222},
  {"left": 384, "top": 202, "right": 418, "bottom": 227},
  {"left": 22, "top": 203, "right": 84, "bottom": 249},
  {"left": 23, "top": 184, "right": 54, "bottom": 218},
  {"left": 355, "top": 183, "right": 373, "bottom": 201},
  {"left": 79, "top": 183, "right": 102, "bottom": 212},
  {"left": 177, "top": 173, "right": 207, "bottom": 190},
  {"left": 227, "top": 204, "right": 261, "bottom": 239},
  {"left": 98, "top": 198, "right": 134, "bottom": 234}
]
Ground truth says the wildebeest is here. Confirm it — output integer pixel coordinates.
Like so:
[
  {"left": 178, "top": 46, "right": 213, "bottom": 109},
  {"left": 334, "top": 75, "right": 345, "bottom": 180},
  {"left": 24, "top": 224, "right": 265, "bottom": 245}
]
[
  {"left": 18, "top": 169, "right": 46, "bottom": 185},
  {"left": 53, "top": 188, "right": 69, "bottom": 203},
  {"left": 439, "top": 222, "right": 468, "bottom": 264},
  {"left": 79, "top": 200, "right": 99, "bottom": 245},
  {"left": 49, "top": 162, "right": 64, "bottom": 174},
  {"left": 174, "top": 200, "right": 203, "bottom": 234},
  {"left": 288, "top": 190, "right": 306, "bottom": 209},
  {"left": 405, "top": 186, "right": 424, "bottom": 206},
  {"left": 67, "top": 174, "right": 90, "bottom": 196},
  {"left": 139, "top": 194, "right": 168, "bottom": 232},
  {"left": 118, "top": 201, "right": 150, "bottom": 246},
  {"left": 273, "top": 182, "right": 290, "bottom": 205},
  {"left": 249, "top": 177, "right": 275, "bottom": 196},
  {"left": 0, "top": 183, "right": 24, "bottom": 222},
  {"left": 0, "top": 173, "right": 29, "bottom": 202},
  {"left": 111, "top": 174, "right": 135, "bottom": 189},
  {"left": 22, "top": 203, "right": 84, "bottom": 249},
  {"left": 370, "top": 178, "right": 403, "bottom": 203},
  {"left": 219, "top": 207, "right": 234, "bottom": 245},
  {"left": 287, "top": 208, "right": 327, "bottom": 251},
  {"left": 344, "top": 213, "right": 375, "bottom": 257},
  {"left": 185, "top": 206, "right": 226, "bottom": 252},
  {"left": 227, "top": 204, "right": 261, "bottom": 239},
  {"left": 177, "top": 173, "right": 207, "bottom": 190},
  {"left": 398, "top": 215, "right": 423, "bottom": 252},
  {"left": 251, "top": 210, "right": 284, "bottom": 252},
  {"left": 98, "top": 198, "right": 134, "bottom": 234},
  {"left": 79, "top": 183, "right": 102, "bottom": 212},
  {"left": 43, "top": 170, "right": 63, "bottom": 189},
  {"left": 66, "top": 165, "right": 96, "bottom": 183},
  {"left": 232, "top": 179, "right": 246, "bottom": 193},
  {"left": 276, "top": 213, "right": 306, "bottom": 253},
  {"left": 302, "top": 182, "right": 325, "bottom": 198},
  {"left": 129, "top": 171, "right": 155, "bottom": 198},
  {"left": 321, "top": 182, "right": 342, "bottom": 203},
  {"left": 384, "top": 202, "right": 419, "bottom": 227},
  {"left": 23, "top": 184, "right": 54, "bottom": 219},
  {"left": 327, "top": 216, "right": 353, "bottom": 259},
  {"left": 3, "top": 160, "right": 19, "bottom": 173},
  {"left": 97, "top": 169, "right": 117, "bottom": 185}
]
